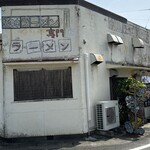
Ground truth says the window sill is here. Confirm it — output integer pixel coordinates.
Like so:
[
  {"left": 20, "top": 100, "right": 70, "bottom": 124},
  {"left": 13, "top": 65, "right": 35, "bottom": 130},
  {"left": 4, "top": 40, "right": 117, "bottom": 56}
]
[
  {"left": 13, "top": 98, "right": 77, "bottom": 103},
  {"left": 4, "top": 60, "right": 79, "bottom": 66}
]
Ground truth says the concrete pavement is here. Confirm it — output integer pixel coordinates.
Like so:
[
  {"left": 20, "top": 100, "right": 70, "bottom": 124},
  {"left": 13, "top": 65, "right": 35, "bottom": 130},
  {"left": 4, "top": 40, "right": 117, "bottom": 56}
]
[{"left": 0, "top": 123, "right": 150, "bottom": 150}]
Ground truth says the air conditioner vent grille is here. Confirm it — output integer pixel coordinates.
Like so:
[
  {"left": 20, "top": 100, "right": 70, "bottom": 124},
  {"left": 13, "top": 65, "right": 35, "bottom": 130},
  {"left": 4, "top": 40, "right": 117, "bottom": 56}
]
[{"left": 96, "top": 104, "right": 103, "bottom": 129}]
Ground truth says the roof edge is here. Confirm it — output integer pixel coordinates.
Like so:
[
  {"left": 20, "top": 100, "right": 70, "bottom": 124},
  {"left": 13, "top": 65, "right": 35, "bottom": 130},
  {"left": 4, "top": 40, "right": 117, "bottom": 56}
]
[
  {"left": 0, "top": 0, "right": 79, "bottom": 6},
  {"left": 79, "top": 1, "right": 127, "bottom": 23},
  {"left": 0, "top": 0, "right": 127, "bottom": 24}
]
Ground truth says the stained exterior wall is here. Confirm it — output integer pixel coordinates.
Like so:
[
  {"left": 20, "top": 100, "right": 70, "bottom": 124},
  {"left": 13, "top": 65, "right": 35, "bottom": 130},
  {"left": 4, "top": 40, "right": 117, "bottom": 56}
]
[
  {"left": 78, "top": 6, "right": 150, "bottom": 129},
  {"left": 1, "top": 3, "right": 150, "bottom": 138},
  {"left": 2, "top": 5, "right": 79, "bottom": 62},
  {"left": 108, "top": 20, "right": 150, "bottom": 66},
  {"left": 2, "top": 5, "right": 87, "bottom": 138},
  {"left": 78, "top": 6, "right": 150, "bottom": 67},
  {"left": 0, "top": 49, "right": 4, "bottom": 136}
]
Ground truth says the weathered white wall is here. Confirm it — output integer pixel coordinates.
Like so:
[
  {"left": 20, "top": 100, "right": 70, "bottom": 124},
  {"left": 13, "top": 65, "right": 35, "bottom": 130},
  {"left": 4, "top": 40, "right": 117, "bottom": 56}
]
[
  {"left": 2, "top": 5, "right": 88, "bottom": 138},
  {"left": 78, "top": 7, "right": 111, "bottom": 130},
  {"left": 2, "top": 5, "right": 79, "bottom": 62},
  {"left": 117, "top": 69, "right": 134, "bottom": 77},
  {"left": 108, "top": 20, "right": 150, "bottom": 66},
  {"left": 78, "top": 6, "right": 150, "bottom": 129},
  {"left": 77, "top": 6, "right": 150, "bottom": 67},
  {"left": 4, "top": 62, "right": 86, "bottom": 137},
  {"left": 2, "top": 3, "right": 150, "bottom": 138},
  {"left": 0, "top": 50, "right": 4, "bottom": 136}
]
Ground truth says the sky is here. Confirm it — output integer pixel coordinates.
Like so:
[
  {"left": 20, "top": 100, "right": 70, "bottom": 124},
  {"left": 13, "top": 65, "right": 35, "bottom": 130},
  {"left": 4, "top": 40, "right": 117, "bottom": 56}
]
[
  {"left": 0, "top": 1, "right": 150, "bottom": 32},
  {"left": 86, "top": 0, "right": 150, "bottom": 29}
]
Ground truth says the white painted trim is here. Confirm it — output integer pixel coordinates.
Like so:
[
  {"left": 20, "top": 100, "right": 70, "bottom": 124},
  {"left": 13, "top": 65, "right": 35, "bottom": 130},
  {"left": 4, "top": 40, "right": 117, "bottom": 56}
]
[{"left": 3, "top": 61, "right": 79, "bottom": 66}]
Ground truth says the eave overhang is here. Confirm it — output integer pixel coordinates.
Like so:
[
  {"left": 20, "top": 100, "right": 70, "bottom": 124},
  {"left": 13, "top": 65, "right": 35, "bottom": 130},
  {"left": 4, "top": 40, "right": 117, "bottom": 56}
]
[{"left": 106, "top": 63, "right": 150, "bottom": 71}]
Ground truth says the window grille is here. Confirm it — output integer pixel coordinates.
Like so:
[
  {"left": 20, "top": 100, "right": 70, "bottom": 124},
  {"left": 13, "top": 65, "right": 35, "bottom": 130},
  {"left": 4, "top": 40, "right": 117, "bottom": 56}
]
[{"left": 13, "top": 67, "right": 73, "bottom": 101}]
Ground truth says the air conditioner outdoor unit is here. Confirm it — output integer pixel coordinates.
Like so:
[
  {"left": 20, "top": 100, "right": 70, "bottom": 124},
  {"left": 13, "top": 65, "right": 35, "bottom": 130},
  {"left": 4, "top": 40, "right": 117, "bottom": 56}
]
[{"left": 96, "top": 100, "right": 120, "bottom": 131}]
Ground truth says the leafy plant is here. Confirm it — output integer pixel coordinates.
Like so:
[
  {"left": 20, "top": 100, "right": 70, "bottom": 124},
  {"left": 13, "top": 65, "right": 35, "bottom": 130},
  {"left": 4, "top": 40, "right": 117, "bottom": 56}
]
[
  {"left": 117, "top": 77, "right": 146, "bottom": 125},
  {"left": 117, "top": 77, "right": 146, "bottom": 96}
]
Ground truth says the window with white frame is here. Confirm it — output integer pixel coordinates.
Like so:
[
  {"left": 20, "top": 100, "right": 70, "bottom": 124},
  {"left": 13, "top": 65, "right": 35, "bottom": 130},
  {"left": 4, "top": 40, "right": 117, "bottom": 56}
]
[{"left": 13, "top": 67, "right": 73, "bottom": 101}]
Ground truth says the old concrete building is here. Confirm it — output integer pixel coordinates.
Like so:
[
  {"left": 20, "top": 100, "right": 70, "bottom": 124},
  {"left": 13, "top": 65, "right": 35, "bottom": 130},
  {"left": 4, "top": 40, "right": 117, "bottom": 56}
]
[{"left": 0, "top": 0, "right": 150, "bottom": 138}]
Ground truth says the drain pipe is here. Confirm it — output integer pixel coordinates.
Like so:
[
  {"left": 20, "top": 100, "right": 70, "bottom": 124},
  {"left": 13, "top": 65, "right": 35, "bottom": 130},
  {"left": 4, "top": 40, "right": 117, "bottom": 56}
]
[{"left": 84, "top": 53, "right": 91, "bottom": 136}]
